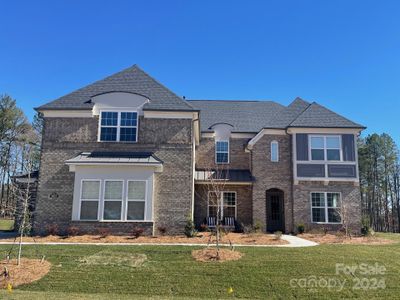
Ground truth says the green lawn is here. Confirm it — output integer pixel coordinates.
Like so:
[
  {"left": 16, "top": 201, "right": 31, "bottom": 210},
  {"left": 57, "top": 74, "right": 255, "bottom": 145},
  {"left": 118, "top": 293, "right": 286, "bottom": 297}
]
[
  {"left": 0, "top": 219, "right": 14, "bottom": 231},
  {"left": 0, "top": 234, "right": 399, "bottom": 299}
]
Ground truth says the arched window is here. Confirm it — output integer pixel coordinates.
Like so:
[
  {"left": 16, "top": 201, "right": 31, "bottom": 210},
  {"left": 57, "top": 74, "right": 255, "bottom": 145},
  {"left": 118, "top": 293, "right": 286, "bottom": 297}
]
[{"left": 271, "top": 141, "right": 279, "bottom": 162}]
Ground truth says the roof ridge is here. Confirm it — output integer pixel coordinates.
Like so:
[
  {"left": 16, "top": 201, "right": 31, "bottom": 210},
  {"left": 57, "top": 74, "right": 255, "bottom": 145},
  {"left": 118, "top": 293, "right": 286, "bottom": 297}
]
[
  {"left": 134, "top": 65, "right": 195, "bottom": 110},
  {"left": 287, "top": 101, "right": 313, "bottom": 127}
]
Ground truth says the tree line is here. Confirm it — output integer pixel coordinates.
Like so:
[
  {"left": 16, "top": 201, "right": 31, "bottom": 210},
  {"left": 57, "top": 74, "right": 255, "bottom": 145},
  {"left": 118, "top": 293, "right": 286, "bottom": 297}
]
[
  {"left": 358, "top": 133, "right": 400, "bottom": 232},
  {"left": 0, "top": 94, "right": 42, "bottom": 218}
]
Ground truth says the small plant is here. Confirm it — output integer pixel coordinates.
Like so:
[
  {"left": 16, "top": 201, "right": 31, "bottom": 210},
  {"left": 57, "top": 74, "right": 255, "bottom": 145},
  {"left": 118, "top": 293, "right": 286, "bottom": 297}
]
[
  {"left": 184, "top": 215, "right": 197, "bottom": 238},
  {"left": 66, "top": 226, "right": 80, "bottom": 236},
  {"left": 157, "top": 226, "right": 167, "bottom": 235},
  {"left": 297, "top": 223, "right": 305, "bottom": 234},
  {"left": 45, "top": 223, "right": 59, "bottom": 236},
  {"left": 199, "top": 223, "right": 209, "bottom": 232},
  {"left": 242, "top": 224, "right": 253, "bottom": 234},
  {"left": 323, "top": 226, "right": 329, "bottom": 235},
  {"left": 96, "top": 228, "right": 111, "bottom": 238},
  {"left": 131, "top": 227, "right": 145, "bottom": 238},
  {"left": 274, "top": 231, "right": 283, "bottom": 240},
  {"left": 253, "top": 220, "right": 263, "bottom": 233}
]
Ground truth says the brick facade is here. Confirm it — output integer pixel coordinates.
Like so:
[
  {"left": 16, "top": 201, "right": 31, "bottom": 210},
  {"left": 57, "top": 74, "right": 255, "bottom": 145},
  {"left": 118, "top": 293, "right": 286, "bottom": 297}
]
[
  {"left": 34, "top": 116, "right": 194, "bottom": 235},
  {"left": 293, "top": 181, "right": 362, "bottom": 233},
  {"left": 250, "top": 134, "right": 293, "bottom": 232}
]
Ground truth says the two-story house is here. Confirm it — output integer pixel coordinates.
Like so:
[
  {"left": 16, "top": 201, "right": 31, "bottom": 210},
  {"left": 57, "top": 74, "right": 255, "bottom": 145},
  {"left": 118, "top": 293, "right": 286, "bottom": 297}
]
[{"left": 34, "top": 65, "right": 365, "bottom": 235}]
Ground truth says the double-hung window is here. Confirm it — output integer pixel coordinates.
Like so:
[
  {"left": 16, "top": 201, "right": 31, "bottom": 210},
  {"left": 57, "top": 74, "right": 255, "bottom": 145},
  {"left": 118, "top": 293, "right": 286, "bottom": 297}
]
[
  {"left": 100, "top": 111, "right": 138, "bottom": 142},
  {"left": 311, "top": 192, "right": 341, "bottom": 223},
  {"left": 216, "top": 141, "right": 229, "bottom": 164},
  {"left": 127, "top": 181, "right": 146, "bottom": 220},
  {"left": 208, "top": 191, "right": 236, "bottom": 219},
  {"left": 80, "top": 180, "right": 100, "bottom": 220},
  {"left": 103, "top": 180, "right": 123, "bottom": 220},
  {"left": 310, "top": 135, "right": 341, "bottom": 161}
]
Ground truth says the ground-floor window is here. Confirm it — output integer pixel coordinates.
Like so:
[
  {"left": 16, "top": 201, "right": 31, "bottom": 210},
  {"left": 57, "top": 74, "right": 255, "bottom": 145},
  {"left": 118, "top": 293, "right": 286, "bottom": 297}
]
[
  {"left": 208, "top": 191, "right": 237, "bottom": 219},
  {"left": 311, "top": 192, "right": 341, "bottom": 223},
  {"left": 79, "top": 179, "right": 147, "bottom": 221}
]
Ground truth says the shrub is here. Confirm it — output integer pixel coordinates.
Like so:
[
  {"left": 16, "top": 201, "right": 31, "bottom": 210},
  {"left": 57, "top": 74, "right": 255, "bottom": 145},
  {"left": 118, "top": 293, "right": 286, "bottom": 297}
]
[
  {"left": 297, "top": 223, "right": 305, "bottom": 234},
  {"left": 253, "top": 220, "right": 263, "bottom": 233},
  {"left": 242, "top": 224, "right": 253, "bottom": 234},
  {"left": 199, "top": 223, "right": 209, "bottom": 232},
  {"left": 132, "top": 227, "right": 145, "bottom": 238},
  {"left": 184, "top": 216, "right": 197, "bottom": 238},
  {"left": 96, "top": 228, "right": 111, "bottom": 238},
  {"left": 274, "top": 231, "right": 283, "bottom": 240},
  {"left": 157, "top": 226, "right": 167, "bottom": 235},
  {"left": 67, "top": 226, "right": 80, "bottom": 236},
  {"left": 45, "top": 223, "right": 59, "bottom": 236},
  {"left": 361, "top": 216, "right": 374, "bottom": 236}
]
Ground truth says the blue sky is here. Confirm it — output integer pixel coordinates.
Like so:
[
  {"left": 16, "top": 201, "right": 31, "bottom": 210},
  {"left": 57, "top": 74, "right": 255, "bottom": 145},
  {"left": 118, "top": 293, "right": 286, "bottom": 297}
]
[{"left": 1, "top": 1, "right": 399, "bottom": 143}]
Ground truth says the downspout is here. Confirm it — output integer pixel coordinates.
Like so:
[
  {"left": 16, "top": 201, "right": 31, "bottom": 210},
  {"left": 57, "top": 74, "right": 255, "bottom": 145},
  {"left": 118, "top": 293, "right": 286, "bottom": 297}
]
[{"left": 286, "top": 128, "right": 295, "bottom": 233}]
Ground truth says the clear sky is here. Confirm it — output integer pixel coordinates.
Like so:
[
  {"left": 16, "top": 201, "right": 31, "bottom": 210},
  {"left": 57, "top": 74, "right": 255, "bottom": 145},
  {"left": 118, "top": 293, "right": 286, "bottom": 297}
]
[{"left": 1, "top": 1, "right": 399, "bottom": 143}]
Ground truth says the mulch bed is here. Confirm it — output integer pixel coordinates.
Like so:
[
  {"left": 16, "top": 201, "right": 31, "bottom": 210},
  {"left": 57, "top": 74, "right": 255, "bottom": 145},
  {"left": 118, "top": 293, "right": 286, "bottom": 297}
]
[
  {"left": 192, "top": 248, "right": 243, "bottom": 262},
  {"left": 0, "top": 232, "right": 288, "bottom": 246},
  {"left": 299, "top": 233, "right": 395, "bottom": 245},
  {"left": 0, "top": 258, "right": 51, "bottom": 287}
]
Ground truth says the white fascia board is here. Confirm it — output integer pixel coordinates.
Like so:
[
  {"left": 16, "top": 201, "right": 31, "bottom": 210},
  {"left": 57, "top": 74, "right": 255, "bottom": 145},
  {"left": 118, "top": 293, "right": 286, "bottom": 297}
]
[
  {"left": 247, "top": 129, "right": 286, "bottom": 150},
  {"left": 40, "top": 110, "right": 93, "bottom": 118},
  {"left": 287, "top": 128, "right": 362, "bottom": 135},
  {"left": 67, "top": 162, "right": 163, "bottom": 173},
  {"left": 143, "top": 110, "right": 196, "bottom": 119}
]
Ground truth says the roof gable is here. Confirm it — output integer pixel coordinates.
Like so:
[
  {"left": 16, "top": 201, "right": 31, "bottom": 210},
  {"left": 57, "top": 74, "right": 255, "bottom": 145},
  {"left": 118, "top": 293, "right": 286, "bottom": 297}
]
[
  {"left": 37, "top": 65, "right": 195, "bottom": 111},
  {"left": 289, "top": 102, "right": 365, "bottom": 128}
]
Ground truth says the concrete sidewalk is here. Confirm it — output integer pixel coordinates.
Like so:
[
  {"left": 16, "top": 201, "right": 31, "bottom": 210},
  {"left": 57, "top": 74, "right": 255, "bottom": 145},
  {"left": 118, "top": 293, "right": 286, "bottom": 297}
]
[{"left": 0, "top": 234, "right": 318, "bottom": 248}]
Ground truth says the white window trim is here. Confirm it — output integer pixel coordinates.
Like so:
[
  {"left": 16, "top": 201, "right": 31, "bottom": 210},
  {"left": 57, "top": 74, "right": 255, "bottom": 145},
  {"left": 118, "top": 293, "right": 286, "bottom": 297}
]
[
  {"left": 309, "top": 135, "right": 342, "bottom": 162},
  {"left": 126, "top": 180, "right": 147, "bottom": 221},
  {"left": 78, "top": 179, "right": 101, "bottom": 221},
  {"left": 310, "top": 192, "right": 342, "bottom": 224},
  {"left": 207, "top": 191, "right": 237, "bottom": 219},
  {"left": 98, "top": 110, "right": 139, "bottom": 143},
  {"left": 271, "top": 140, "right": 279, "bottom": 162},
  {"left": 215, "top": 140, "right": 230, "bottom": 164}
]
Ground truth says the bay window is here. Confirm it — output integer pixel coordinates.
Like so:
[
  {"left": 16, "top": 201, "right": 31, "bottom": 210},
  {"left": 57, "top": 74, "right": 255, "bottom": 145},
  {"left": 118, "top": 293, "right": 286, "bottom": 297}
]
[
  {"left": 78, "top": 179, "right": 148, "bottom": 221},
  {"left": 311, "top": 192, "right": 341, "bottom": 223},
  {"left": 99, "top": 111, "right": 138, "bottom": 142}
]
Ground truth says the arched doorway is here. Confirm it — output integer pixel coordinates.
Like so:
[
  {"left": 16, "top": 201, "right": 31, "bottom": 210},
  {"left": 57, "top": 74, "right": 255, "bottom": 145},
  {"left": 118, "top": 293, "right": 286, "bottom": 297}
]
[{"left": 266, "top": 188, "right": 285, "bottom": 232}]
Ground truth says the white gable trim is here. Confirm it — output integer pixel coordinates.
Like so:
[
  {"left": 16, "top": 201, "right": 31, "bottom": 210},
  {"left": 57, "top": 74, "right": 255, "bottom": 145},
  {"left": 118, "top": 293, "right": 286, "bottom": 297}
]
[
  {"left": 287, "top": 128, "right": 362, "bottom": 134},
  {"left": 247, "top": 129, "right": 286, "bottom": 150},
  {"left": 39, "top": 110, "right": 93, "bottom": 118}
]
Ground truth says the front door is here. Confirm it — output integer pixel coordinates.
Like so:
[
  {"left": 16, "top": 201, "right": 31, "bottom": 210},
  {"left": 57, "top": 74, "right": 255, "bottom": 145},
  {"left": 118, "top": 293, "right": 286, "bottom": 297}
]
[{"left": 266, "top": 189, "right": 284, "bottom": 232}]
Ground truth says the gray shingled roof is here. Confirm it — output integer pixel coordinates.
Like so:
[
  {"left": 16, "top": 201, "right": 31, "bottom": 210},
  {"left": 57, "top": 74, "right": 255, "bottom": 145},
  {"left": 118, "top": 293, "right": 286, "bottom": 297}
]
[
  {"left": 65, "top": 151, "right": 163, "bottom": 165},
  {"left": 37, "top": 65, "right": 196, "bottom": 111},
  {"left": 189, "top": 97, "right": 365, "bottom": 132}
]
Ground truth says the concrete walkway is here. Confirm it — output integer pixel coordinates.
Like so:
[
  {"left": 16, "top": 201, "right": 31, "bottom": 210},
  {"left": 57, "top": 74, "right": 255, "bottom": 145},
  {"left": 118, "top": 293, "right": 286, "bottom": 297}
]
[{"left": 0, "top": 234, "right": 318, "bottom": 248}]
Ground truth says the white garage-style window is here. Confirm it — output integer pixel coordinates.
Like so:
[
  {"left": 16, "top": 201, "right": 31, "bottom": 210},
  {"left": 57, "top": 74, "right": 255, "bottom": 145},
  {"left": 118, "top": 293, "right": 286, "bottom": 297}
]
[
  {"left": 271, "top": 141, "right": 279, "bottom": 162},
  {"left": 78, "top": 179, "right": 149, "bottom": 221},
  {"left": 99, "top": 111, "right": 138, "bottom": 142},
  {"left": 79, "top": 180, "right": 101, "bottom": 220},
  {"left": 311, "top": 192, "right": 341, "bottom": 223},
  {"left": 127, "top": 181, "right": 146, "bottom": 220},
  {"left": 208, "top": 191, "right": 237, "bottom": 219},
  {"left": 310, "top": 135, "right": 341, "bottom": 161}
]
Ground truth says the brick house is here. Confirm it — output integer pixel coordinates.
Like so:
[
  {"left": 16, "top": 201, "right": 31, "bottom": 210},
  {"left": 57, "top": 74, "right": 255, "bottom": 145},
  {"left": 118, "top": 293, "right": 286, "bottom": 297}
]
[{"left": 33, "top": 65, "right": 365, "bottom": 235}]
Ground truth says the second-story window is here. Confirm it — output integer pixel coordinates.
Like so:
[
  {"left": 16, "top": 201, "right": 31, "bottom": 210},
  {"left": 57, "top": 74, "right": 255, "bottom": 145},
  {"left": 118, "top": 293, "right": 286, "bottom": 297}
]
[
  {"left": 310, "top": 135, "right": 341, "bottom": 161},
  {"left": 216, "top": 141, "right": 229, "bottom": 164},
  {"left": 100, "top": 111, "right": 138, "bottom": 142},
  {"left": 271, "top": 141, "right": 279, "bottom": 162}
]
